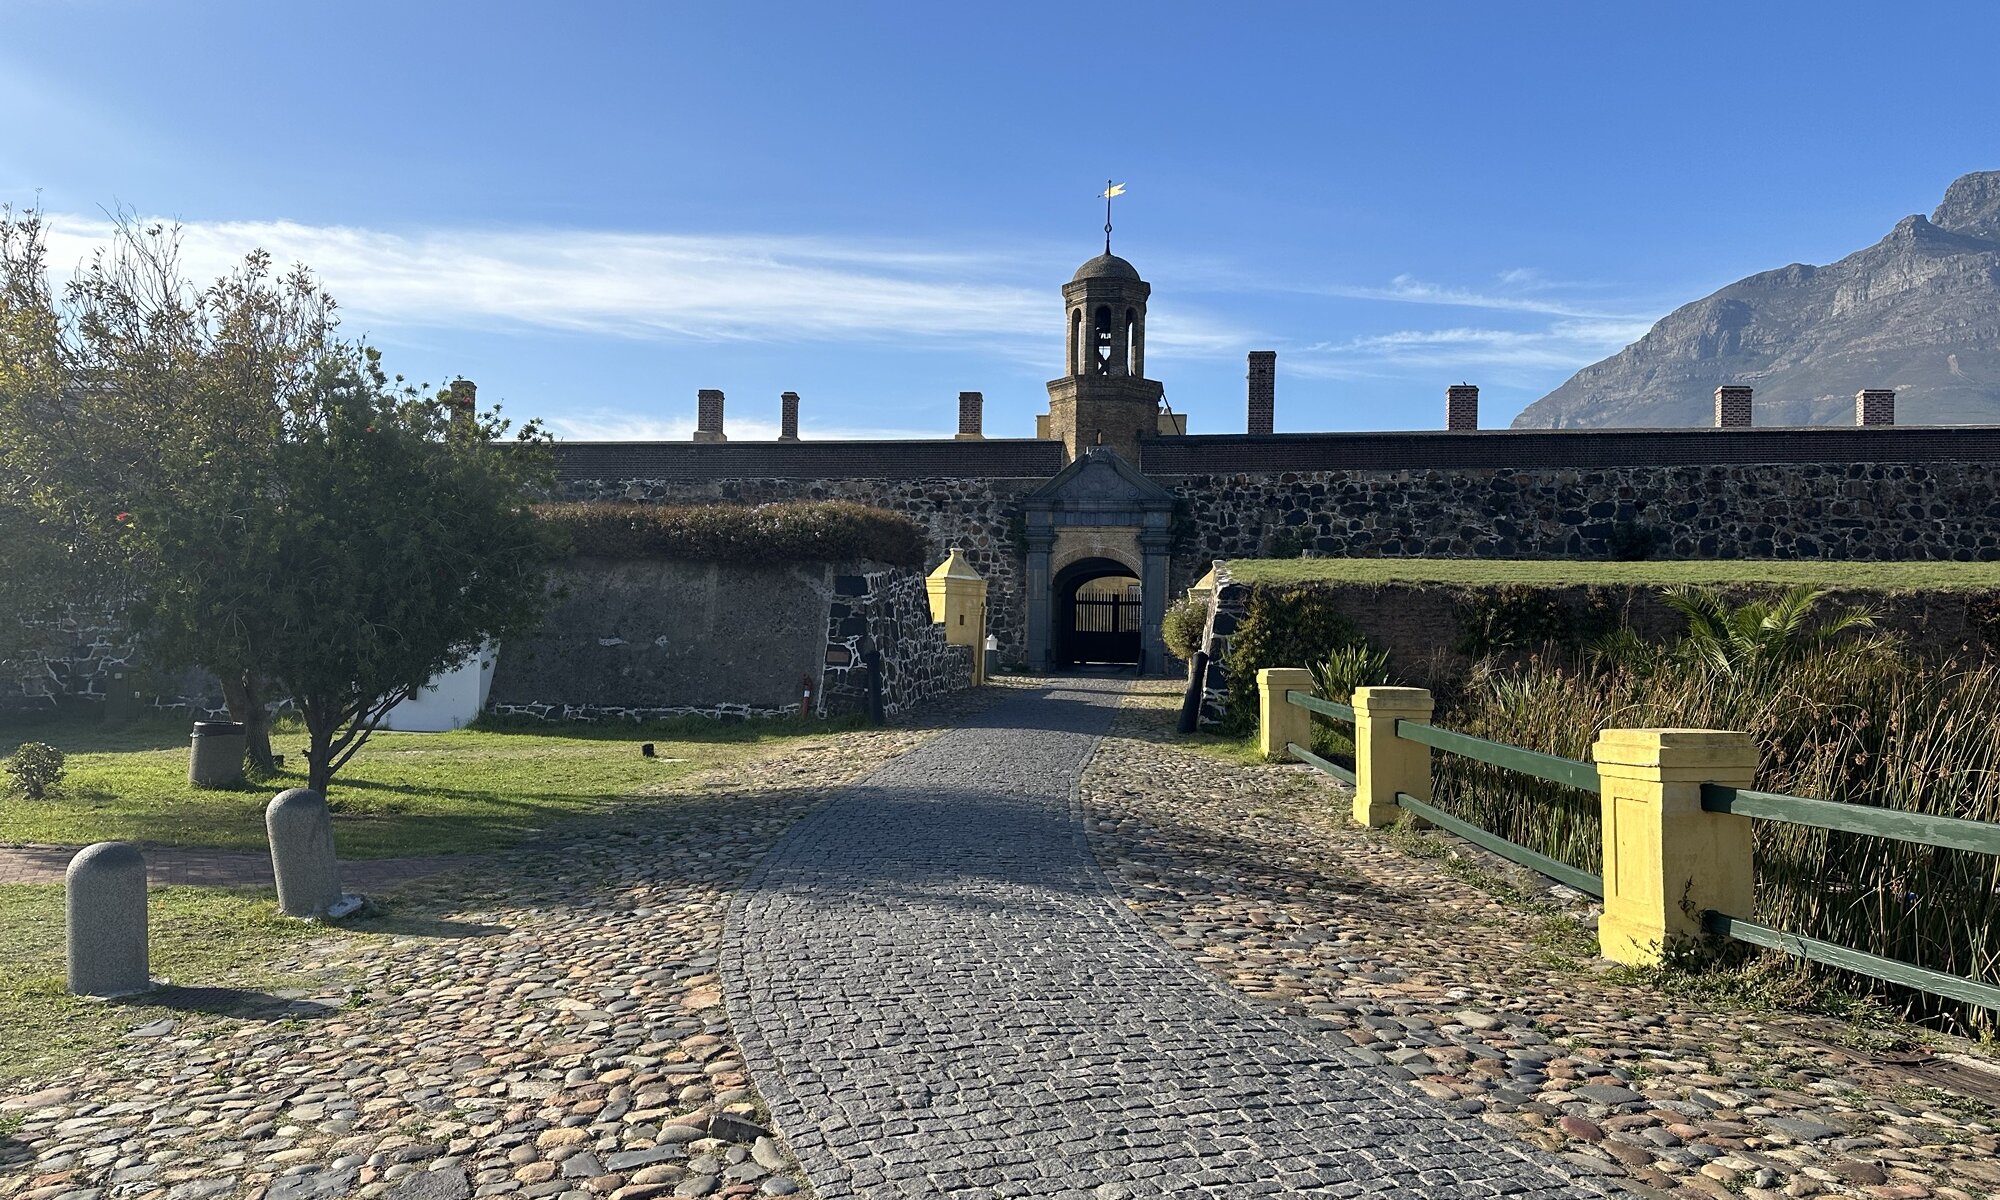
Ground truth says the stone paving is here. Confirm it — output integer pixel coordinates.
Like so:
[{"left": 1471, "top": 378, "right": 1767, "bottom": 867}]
[
  {"left": 0, "top": 844, "right": 471, "bottom": 891},
  {"left": 725, "top": 676, "right": 1600, "bottom": 1199},
  {"left": 1082, "top": 683, "right": 2000, "bottom": 1200},
  {"left": 1, "top": 718, "right": 960, "bottom": 1200}
]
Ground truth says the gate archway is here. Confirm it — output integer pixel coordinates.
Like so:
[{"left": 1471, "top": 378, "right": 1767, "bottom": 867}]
[{"left": 1053, "top": 557, "right": 1142, "bottom": 668}]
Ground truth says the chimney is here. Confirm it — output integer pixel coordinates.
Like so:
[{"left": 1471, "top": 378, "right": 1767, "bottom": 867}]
[
  {"left": 1715, "top": 385, "right": 1753, "bottom": 428},
  {"left": 779, "top": 391, "right": 800, "bottom": 441},
  {"left": 1247, "top": 351, "right": 1276, "bottom": 435},
  {"left": 1446, "top": 383, "right": 1479, "bottom": 431},
  {"left": 693, "top": 389, "right": 726, "bottom": 442},
  {"left": 1857, "top": 389, "right": 1896, "bottom": 427},
  {"left": 955, "top": 391, "right": 984, "bottom": 440}
]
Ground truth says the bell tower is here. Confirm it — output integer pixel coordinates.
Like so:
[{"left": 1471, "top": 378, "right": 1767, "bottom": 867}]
[{"left": 1043, "top": 252, "right": 1165, "bottom": 463}]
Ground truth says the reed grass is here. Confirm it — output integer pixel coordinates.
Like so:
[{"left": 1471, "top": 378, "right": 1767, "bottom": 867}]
[{"left": 1428, "top": 649, "right": 2000, "bottom": 1030}]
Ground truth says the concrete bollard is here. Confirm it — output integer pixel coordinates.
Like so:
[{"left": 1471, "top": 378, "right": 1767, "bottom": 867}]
[
  {"left": 266, "top": 788, "right": 346, "bottom": 918},
  {"left": 66, "top": 841, "right": 151, "bottom": 997}
]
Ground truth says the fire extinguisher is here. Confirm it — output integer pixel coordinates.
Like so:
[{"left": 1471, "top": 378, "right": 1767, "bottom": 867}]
[{"left": 801, "top": 673, "right": 815, "bottom": 717}]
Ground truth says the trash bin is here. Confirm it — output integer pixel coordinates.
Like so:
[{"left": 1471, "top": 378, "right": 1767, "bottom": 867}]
[{"left": 189, "top": 720, "right": 248, "bottom": 788}]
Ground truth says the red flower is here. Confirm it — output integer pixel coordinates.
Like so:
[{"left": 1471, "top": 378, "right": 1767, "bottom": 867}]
[{"left": 114, "top": 512, "right": 132, "bottom": 524}]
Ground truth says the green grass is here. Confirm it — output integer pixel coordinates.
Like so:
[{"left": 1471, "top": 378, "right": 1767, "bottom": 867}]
[
  {"left": 0, "top": 883, "right": 357, "bottom": 1082},
  {"left": 0, "top": 712, "right": 822, "bottom": 857},
  {"left": 1226, "top": 557, "right": 2000, "bottom": 590}
]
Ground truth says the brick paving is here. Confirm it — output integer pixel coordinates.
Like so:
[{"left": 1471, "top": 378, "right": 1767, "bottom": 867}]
[
  {"left": 725, "top": 676, "right": 1601, "bottom": 1199},
  {"left": 0, "top": 843, "right": 471, "bottom": 891}
]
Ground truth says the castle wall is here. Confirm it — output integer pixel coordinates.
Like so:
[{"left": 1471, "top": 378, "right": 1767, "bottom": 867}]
[
  {"left": 489, "top": 557, "right": 972, "bottom": 723},
  {"left": 560, "top": 456, "right": 2000, "bottom": 681},
  {"left": 1161, "top": 461, "right": 2000, "bottom": 565},
  {"left": 560, "top": 476, "right": 1040, "bottom": 660}
]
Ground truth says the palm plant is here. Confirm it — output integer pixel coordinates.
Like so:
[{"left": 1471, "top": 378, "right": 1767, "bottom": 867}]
[{"left": 1660, "top": 584, "right": 1887, "bottom": 677}]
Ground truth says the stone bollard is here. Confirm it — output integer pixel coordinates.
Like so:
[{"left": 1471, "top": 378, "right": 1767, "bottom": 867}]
[
  {"left": 66, "top": 841, "right": 151, "bottom": 997},
  {"left": 266, "top": 788, "right": 346, "bottom": 918}
]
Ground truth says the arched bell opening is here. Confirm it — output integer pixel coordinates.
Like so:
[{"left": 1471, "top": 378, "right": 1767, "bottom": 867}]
[{"left": 1053, "top": 556, "right": 1142, "bottom": 669}]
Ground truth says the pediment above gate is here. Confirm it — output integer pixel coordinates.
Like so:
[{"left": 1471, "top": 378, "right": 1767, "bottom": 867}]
[{"left": 1024, "top": 446, "right": 1175, "bottom": 516}]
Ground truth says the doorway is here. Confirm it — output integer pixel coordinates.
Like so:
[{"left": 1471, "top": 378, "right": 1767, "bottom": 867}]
[{"left": 1054, "top": 558, "right": 1142, "bottom": 668}]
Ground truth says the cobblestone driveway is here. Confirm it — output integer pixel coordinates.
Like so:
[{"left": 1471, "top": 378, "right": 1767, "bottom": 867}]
[{"left": 725, "top": 677, "right": 1601, "bottom": 1199}]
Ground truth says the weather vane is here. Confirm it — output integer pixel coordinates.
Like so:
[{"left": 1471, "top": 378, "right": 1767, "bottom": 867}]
[{"left": 1100, "top": 180, "right": 1125, "bottom": 253}]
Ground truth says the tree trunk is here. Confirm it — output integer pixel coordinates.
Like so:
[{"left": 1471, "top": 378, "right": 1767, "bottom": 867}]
[
  {"left": 304, "top": 709, "right": 335, "bottom": 795},
  {"left": 220, "top": 671, "right": 277, "bottom": 776}
]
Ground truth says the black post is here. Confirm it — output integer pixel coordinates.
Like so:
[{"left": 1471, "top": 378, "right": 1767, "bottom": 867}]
[
  {"left": 863, "top": 650, "right": 886, "bottom": 726},
  {"left": 1176, "top": 650, "right": 1209, "bottom": 734}
]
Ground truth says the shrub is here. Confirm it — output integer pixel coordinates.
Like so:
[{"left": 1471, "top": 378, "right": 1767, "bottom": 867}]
[
  {"left": 1308, "top": 641, "right": 1392, "bottom": 761},
  {"left": 536, "top": 501, "right": 927, "bottom": 567},
  {"left": 1161, "top": 595, "right": 1209, "bottom": 661},
  {"left": 1453, "top": 585, "right": 1569, "bottom": 658},
  {"left": 5, "top": 741, "right": 64, "bottom": 801},
  {"left": 1219, "top": 585, "right": 1362, "bottom": 734}
]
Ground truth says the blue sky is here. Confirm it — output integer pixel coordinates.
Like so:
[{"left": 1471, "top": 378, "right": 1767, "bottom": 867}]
[{"left": 6, "top": 1, "right": 1998, "bottom": 439}]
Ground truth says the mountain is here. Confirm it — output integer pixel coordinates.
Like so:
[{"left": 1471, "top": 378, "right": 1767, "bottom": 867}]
[{"left": 1514, "top": 171, "right": 2000, "bottom": 428}]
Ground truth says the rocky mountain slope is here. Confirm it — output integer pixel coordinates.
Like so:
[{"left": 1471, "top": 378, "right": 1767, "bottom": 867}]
[{"left": 1514, "top": 171, "right": 2000, "bottom": 428}]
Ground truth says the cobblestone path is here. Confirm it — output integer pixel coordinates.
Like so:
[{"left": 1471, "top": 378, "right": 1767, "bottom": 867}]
[{"left": 725, "top": 677, "right": 1599, "bottom": 1199}]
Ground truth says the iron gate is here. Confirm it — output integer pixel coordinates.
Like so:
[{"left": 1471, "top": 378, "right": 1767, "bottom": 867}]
[{"left": 1068, "top": 594, "right": 1142, "bottom": 665}]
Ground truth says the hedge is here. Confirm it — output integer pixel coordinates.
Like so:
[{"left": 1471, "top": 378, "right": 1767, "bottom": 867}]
[{"left": 535, "top": 501, "right": 927, "bottom": 566}]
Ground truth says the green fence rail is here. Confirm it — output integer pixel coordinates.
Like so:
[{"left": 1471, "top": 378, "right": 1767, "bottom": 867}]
[
  {"left": 1285, "top": 741, "right": 1356, "bottom": 786},
  {"left": 1702, "top": 784, "right": 2000, "bottom": 856},
  {"left": 1394, "top": 791, "right": 1603, "bottom": 897},
  {"left": 1395, "top": 720, "right": 1601, "bottom": 792},
  {"left": 1275, "top": 686, "right": 2000, "bottom": 1010},
  {"left": 1283, "top": 691, "right": 1354, "bottom": 722},
  {"left": 1703, "top": 912, "right": 2000, "bottom": 1012}
]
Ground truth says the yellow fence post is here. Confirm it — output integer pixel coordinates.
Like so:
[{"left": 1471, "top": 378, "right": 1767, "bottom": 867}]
[
  {"left": 1352, "top": 686, "right": 1434, "bottom": 828},
  {"left": 1256, "top": 668, "right": 1314, "bottom": 761},
  {"left": 1591, "top": 729, "right": 1759, "bottom": 966},
  {"left": 926, "top": 548, "right": 989, "bottom": 685}
]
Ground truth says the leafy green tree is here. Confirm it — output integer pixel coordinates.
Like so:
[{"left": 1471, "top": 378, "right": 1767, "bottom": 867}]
[{"left": 0, "top": 209, "right": 560, "bottom": 791}]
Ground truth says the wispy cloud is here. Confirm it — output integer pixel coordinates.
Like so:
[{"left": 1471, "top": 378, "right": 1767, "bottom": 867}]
[
  {"left": 1302, "top": 273, "right": 1642, "bottom": 320},
  {"left": 1291, "top": 319, "right": 1654, "bottom": 379},
  {"left": 34, "top": 213, "right": 1254, "bottom": 362},
  {"left": 544, "top": 408, "right": 950, "bottom": 442}
]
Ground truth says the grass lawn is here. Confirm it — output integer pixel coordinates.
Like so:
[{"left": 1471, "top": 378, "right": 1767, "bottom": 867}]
[
  {"left": 0, "top": 713, "right": 819, "bottom": 857},
  {"left": 1226, "top": 557, "right": 2000, "bottom": 590},
  {"left": 0, "top": 883, "right": 356, "bottom": 1082}
]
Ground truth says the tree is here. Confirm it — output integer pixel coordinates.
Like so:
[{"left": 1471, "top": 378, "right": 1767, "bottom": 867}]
[{"left": 0, "top": 209, "right": 560, "bottom": 791}]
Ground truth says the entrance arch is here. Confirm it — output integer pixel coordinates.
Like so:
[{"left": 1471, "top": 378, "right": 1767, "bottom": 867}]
[
  {"left": 1022, "top": 447, "right": 1178, "bottom": 674},
  {"left": 1053, "top": 557, "right": 1142, "bottom": 668}
]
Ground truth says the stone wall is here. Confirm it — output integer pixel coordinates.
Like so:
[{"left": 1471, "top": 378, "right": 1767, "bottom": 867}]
[
  {"left": 1163, "top": 462, "right": 2000, "bottom": 563},
  {"left": 488, "top": 557, "right": 972, "bottom": 723},
  {"left": 562, "top": 476, "right": 1037, "bottom": 662},
  {"left": 821, "top": 566, "right": 973, "bottom": 719},
  {"left": 2, "top": 608, "right": 224, "bottom": 718}
]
